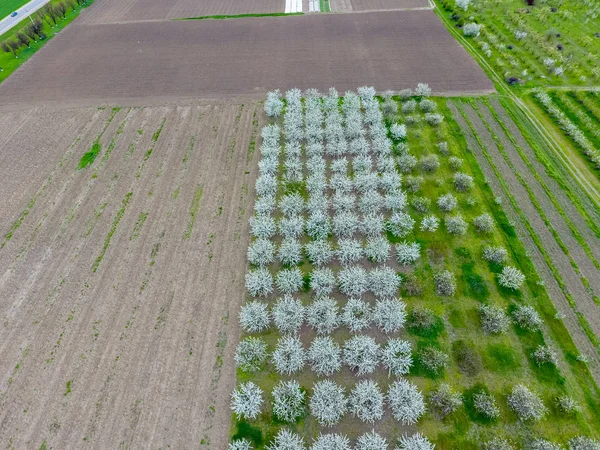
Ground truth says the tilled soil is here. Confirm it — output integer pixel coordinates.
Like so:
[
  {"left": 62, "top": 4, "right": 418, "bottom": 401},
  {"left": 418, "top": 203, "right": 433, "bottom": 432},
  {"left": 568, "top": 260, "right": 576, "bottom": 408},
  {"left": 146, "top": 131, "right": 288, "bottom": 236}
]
[
  {"left": 448, "top": 102, "right": 600, "bottom": 382},
  {"left": 0, "top": 11, "right": 493, "bottom": 109},
  {"left": 346, "top": 0, "right": 430, "bottom": 12},
  {"left": 0, "top": 100, "right": 262, "bottom": 449}
]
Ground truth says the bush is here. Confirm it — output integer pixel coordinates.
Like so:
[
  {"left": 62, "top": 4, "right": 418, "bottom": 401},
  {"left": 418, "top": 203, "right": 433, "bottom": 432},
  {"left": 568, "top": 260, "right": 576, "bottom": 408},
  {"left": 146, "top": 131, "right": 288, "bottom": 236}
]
[
  {"left": 307, "top": 297, "right": 340, "bottom": 335},
  {"left": 388, "top": 379, "right": 426, "bottom": 424},
  {"left": 391, "top": 123, "right": 407, "bottom": 140},
  {"left": 425, "top": 114, "right": 444, "bottom": 126},
  {"left": 482, "top": 245, "right": 508, "bottom": 264},
  {"left": 278, "top": 239, "right": 303, "bottom": 266},
  {"left": 310, "top": 434, "right": 351, "bottom": 450},
  {"left": 235, "top": 337, "right": 268, "bottom": 372},
  {"left": 339, "top": 266, "right": 369, "bottom": 297},
  {"left": 336, "top": 238, "right": 364, "bottom": 266},
  {"left": 463, "top": 22, "right": 482, "bottom": 37},
  {"left": 453, "top": 172, "right": 474, "bottom": 192},
  {"left": 448, "top": 156, "right": 463, "bottom": 171},
  {"left": 240, "top": 301, "right": 270, "bottom": 332},
  {"left": 512, "top": 305, "right": 542, "bottom": 331},
  {"left": 365, "top": 236, "right": 391, "bottom": 263},
  {"left": 273, "top": 336, "right": 305, "bottom": 375},
  {"left": 531, "top": 345, "right": 557, "bottom": 367},
  {"left": 419, "top": 347, "right": 449, "bottom": 374},
  {"left": 437, "top": 193, "right": 457, "bottom": 212},
  {"left": 229, "top": 438, "right": 252, "bottom": 450},
  {"left": 473, "top": 213, "right": 495, "bottom": 233},
  {"left": 308, "top": 336, "right": 342, "bottom": 376},
  {"left": 396, "top": 241, "right": 421, "bottom": 265},
  {"left": 310, "top": 380, "right": 347, "bottom": 426},
  {"left": 356, "top": 431, "right": 388, "bottom": 450},
  {"left": 556, "top": 395, "right": 580, "bottom": 415},
  {"left": 420, "top": 154, "right": 440, "bottom": 173},
  {"left": 276, "top": 268, "right": 304, "bottom": 294},
  {"left": 507, "top": 384, "right": 547, "bottom": 421},
  {"left": 349, "top": 380, "right": 385, "bottom": 423},
  {"left": 344, "top": 335, "right": 380, "bottom": 375},
  {"left": 387, "top": 212, "right": 415, "bottom": 237},
  {"left": 420, "top": 215, "right": 440, "bottom": 232},
  {"left": 267, "top": 429, "right": 305, "bottom": 450},
  {"left": 341, "top": 298, "right": 372, "bottom": 332},
  {"left": 380, "top": 339, "right": 413, "bottom": 376},
  {"left": 568, "top": 437, "right": 600, "bottom": 450},
  {"left": 272, "top": 380, "right": 305, "bottom": 423},
  {"left": 305, "top": 240, "right": 334, "bottom": 267},
  {"left": 396, "top": 433, "right": 435, "bottom": 450},
  {"left": 231, "top": 382, "right": 263, "bottom": 420},
  {"left": 452, "top": 340, "right": 482, "bottom": 376},
  {"left": 473, "top": 389, "right": 500, "bottom": 419},
  {"left": 480, "top": 304, "right": 510, "bottom": 334},
  {"left": 272, "top": 295, "right": 305, "bottom": 334},
  {"left": 446, "top": 214, "right": 468, "bottom": 235},
  {"left": 483, "top": 438, "right": 514, "bottom": 450},
  {"left": 429, "top": 383, "right": 462, "bottom": 418},
  {"left": 369, "top": 267, "right": 401, "bottom": 299},
  {"left": 498, "top": 266, "right": 526, "bottom": 290},
  {"left": 435, "top": 270, "right": 456, "bottom": 296}
]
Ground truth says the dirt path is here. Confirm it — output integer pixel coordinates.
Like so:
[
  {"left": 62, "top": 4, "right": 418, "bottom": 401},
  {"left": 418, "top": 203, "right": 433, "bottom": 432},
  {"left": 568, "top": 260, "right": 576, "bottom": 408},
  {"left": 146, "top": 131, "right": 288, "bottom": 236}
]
[
  {"left": 0, "top": 100, "right": 262, "bottom": 449},
  {"left": 448, "top": 102, "right": 600, "bottom": 383}
]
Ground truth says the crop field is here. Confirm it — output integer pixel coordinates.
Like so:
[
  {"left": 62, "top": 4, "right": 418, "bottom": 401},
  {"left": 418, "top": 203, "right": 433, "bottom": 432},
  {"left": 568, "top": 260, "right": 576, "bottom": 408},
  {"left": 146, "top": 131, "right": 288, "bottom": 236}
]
[
  {"left": 0, "top": 100, "right": 264, "bottom": 449},
  {"left": 77, "top": 0, "right": 287, "bottom": 24},
  {"left": 0, "top": 10, "right": 493, "bottom": 108},
  {"left": 434, "top": 0, "right": 600, "bottom": 88},
  {"left": 330, "top": 0, "right": 430, "bottom": 13},
  {"left": 229, "top": 88, "right": 600, "bottom": 450}
]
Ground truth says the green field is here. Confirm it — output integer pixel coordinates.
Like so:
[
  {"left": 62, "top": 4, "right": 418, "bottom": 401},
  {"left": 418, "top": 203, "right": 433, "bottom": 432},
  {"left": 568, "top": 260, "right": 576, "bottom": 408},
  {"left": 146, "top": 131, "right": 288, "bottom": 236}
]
[{"left": 0, "top": 0, "right": 28, "bottom": 21}]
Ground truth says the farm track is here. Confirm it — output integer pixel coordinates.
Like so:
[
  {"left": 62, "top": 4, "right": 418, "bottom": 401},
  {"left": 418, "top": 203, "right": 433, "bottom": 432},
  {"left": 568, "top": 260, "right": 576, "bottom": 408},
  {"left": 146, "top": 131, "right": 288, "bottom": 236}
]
[
  {"left": 0, "top": 100, "right": 262, "bottom": 449},
  {"left": 448, "top": 102, "right": 600, "bottom": 383}
]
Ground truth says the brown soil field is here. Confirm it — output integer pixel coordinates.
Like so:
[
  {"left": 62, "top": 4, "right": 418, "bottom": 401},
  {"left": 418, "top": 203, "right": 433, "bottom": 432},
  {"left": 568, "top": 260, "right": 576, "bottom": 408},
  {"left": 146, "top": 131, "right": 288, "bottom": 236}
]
[
  {"left": 78, "top": 0, "right": 286, "bottom": 25},
  {"left": 0, "top": 100, "right": 262, "bottom": 449},
  {"left": 0, "top": 11, "right": 493, "bottom": 109},
  {"left": 331, "top": 0, "right": 430, "bottom": 12}
]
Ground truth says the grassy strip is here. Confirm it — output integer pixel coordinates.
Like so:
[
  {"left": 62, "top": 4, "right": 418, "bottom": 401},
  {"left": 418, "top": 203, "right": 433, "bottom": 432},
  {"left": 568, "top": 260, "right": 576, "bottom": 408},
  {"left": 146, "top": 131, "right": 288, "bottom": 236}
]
[
  {"left": 176, "top": 12, "right": 302, "bottom": 20},
  {"left": 0, "top": 0, "right": 94, "bottom": 84},
  {"left": 92, "top": 192, "right": 133, "bottom": 273},
  {"left": 0, "top": 0, "right": 29, "bottom": 20},
  {"left": 183, "top": 185, "right": 203, "bottom": 239},
  {"left": 319, "top": 0, "right": 330, "bottom": 12},
  {"left": 0, "top": 196, "right": 35, "bottom": 249},
  {"left": 453, "top": 100, "right": 600, "bottom": 355}
]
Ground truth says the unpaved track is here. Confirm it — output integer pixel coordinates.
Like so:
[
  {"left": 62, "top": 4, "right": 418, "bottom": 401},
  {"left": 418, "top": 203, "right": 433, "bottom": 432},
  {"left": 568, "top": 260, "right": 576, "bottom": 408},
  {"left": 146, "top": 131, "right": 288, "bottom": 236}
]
[
  {"left": 449, "top": 102, "right": 600, "bottom": 382},
  {"left": 0, "top": 11, "right": 493, "bottom": 109},
  {"left": 0, "top": 100, "right": 262, "bottom": 449}
]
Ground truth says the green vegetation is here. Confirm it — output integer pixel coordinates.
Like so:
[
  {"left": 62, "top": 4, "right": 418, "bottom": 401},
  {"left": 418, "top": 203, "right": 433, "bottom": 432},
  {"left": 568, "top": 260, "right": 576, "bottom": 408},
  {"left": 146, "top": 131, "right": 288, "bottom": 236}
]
[
  {"left": 319, "top": 0, "right": 330, "bottom": 12},
  {"left": 78, "top": 139, "right": 101, "bottom": 169},
  {"left": 130, "top": 212, "right": 148, "bottom": 240},
  {"left": 0, "top": 0, "right": 28, "bottom": 20},
  {"left": 92, "top": 192, "right": 133, "bottom": 272},
  {"left": 184, "top": 185, "right": 203, "bottom": 239}
]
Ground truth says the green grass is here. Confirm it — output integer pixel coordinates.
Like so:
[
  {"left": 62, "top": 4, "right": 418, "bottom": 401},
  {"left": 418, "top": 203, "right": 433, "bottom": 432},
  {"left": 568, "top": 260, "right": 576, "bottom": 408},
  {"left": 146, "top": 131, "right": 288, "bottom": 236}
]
[
  {"left": 176, "top": 12, "right": 303, "bottom": 20},
  {"left": 0, "top": 0, "right": 28, "bottom": 20},
  {"left": 0, "top": 0, "right": 94, "bottom": 84},
  {"left": 78, "top": 139, "right": 101, "bottom": 169}
]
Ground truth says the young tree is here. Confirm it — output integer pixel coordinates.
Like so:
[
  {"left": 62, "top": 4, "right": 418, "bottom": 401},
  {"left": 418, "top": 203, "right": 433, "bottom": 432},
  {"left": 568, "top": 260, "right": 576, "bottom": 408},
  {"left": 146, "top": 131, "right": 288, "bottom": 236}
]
[
  {"left": 341, "top": 298, "right": 372, "bottom": 332},
  {"left": 276, "top": 268, "right": 304, "bottom": 294},
  {"left": 437, "top": 193, "right": 457, "bottom": 212},
  {"left": 388, "top": 379, "right": 426, "bottom": 424},
  {"left": 556, "top": 395, "right": 580, "bottom": 415},
  {"left": 373, "top": 299, "right": 407, "bottom": 333},
  {"left": 396, "top": 433, "right": 435, "bottom": 450},
  {"left": 420, "top": 215, "right": 440, "bottom": 232},
  {"left": 339, "top": 266, "right": 368, "bottom": 297},
  {"left": 531, "top": 345, "right": 557, "bottom": 367},
  {"left": 248, "top": 239, "right": 275, "bottom": 267},
  {"left": 479, "top": 304, "right": 510, "bottom": 334},
  {"left": 507, "top": 384, "right": 547, "bottom": 421},
  {"left": 231, "top": 382, "right": 263, "bottom": 419},
  {"left": 456, "top": 0, "right": 471, "bottom": 10},
  {"left": 527, "top": 439, "right": 563, "bottom": 450},
  {"left": 344, "top": 335, "right": 380, "bottom": 375},
  {"left": 448, "top": 156, "right": 463, "bottom": 171},
  {"left": 239, "top": 301, "right": 270, "bottom": 332},
  {"left": 387, "top": 212, "right": 415, "bottom": 238},
  {"left": 273, "top": 336, "right": 305, "bottom": 375},
  {"left": 16, "top": 33, "right": 31, "bottom": 49},
  {"left": 306, "top": 297, "right": 340, "bottom": 335},
  {"left": 380, "top": 339, "right": 413, "bottom": 376},
  {"left": 482, "top": 245, "right": 508, "bottom": 264},
  {"left": 336, "top": 238, "right": 364, "bottom": 266},
  {"left": 391, "top": 123, "right": 407, "bottom": 141},
  {"left": 349, "top": 380, "right": 385, "bottom": 423},
  {"left": 473, "top": 390, "right": 500, "bottom": 419},
  {"left": 356, "top": 431, "right": 388, "bottom": 450},
  {"left": 396, "top": 241, "right": 421, "bottom": 265},
  {"left": 453, "top": 172, "right": 474, "bottom": 192},
  {"left": 369, "top": 267, "right": 401, "bottom": 299},
  {"left": 483, "top": 438, "right": 514, "bottom": 450},
  {"left": 229, "top": 438, "right": 252, "bottom": 450},
  {"left": 420, "top": 154, "right": 440, "bottom": 173},
  {"left": 272, "top": 295, "right": 305, "bottom": 335},
  {"left": 512, "top": 305, "right": 542, "bottom": 331},
  {"left": 310, "top": 268, "right": 336, "bottom": 297},
  {"left": 272, "top": 380, "right": 305, "bottom": 423},
  {"left": 434, "top": 270, "right": 456, "bottom": 296},
  {"left": 463, "top": 23, "right": 482, "bottom": 37},
  {"left": 415, "top": 83, "right": 431, "bottom": 98},
  {"left": 267, "top": 429, "right": 306, "bottom": 450},
  {"left": 419, "top": 347, "right": 449, "bottom": 375},
  {"left": 308, "top": 336, "right": 342, "bottom": 376},
  {"left": 445, "top": 214, "right": 468, "bottom": 235},
  {"left": 568, "top": 437, "right": 600, "bottom": 450},
  {"left": 235, "top": 337, "right": 268, "bottom": 372},
  {"left": 473, "top": 213, "right": 495, "bottom": 233},
  {"left": 429, "top": 383, "right": 462, "bottom": 418},
  {"left": 310, "top": 434, "right": 351, "bottom": 450},
  {"left": 498, "top": 266, "right": 526, "bottom": 290},
  {"left": 310, "top": 380, "right": 347, "bottom": 426}
]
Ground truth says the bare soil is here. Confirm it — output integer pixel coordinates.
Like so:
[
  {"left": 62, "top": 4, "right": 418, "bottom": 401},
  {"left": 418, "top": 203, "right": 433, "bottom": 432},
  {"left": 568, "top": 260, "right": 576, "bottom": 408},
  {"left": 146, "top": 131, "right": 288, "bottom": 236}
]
[
  {"left": 0, "top": 11, "right": 493, "bottom": 109},
  {"left": 333, "top": 0, "right": 430, "bottom": 12},
  {"left": 0, "top": 100, "right": 262, "bottom": 449}
]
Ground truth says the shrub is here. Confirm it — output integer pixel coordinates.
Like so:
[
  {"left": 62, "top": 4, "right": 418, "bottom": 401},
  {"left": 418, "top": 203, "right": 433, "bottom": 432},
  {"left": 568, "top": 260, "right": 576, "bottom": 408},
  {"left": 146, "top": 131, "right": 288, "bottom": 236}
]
[
  {"left": 387, "top": 212, "right": 415, "bottom": 237},
  {"left": 429, "top": 383, "right": 462, "bottom": 418},
  {"left": 385, "top": 190, "right": 409, "bottom": 211},
  {"left": 248, "top": 239, "right": 275, "bottom": 267},
  {"left": 278, "top": 239, "right": 303, "bottom": 266},
  {"left": 308, "top": 336, "right": 342, "bottom": 376},
  {"left": 388, "top": 379, "right": 426, "bottom": 424},
  {"left": 276, "top": 268, "right": 304, "bottom": 294},
  {"left": 333, "top": 212, "right": 359, "bottom": 238},
  {"left": 448, "top": 156, "right": 463, "bottom": 171},
  {"left": 396, "top": 433, "right": 435, "bottom": 450},
  {"left": 339, "top": 266, "right": 369, "bottom": 297},
  {"left": 360, "top": 214, "right": 386, "bottom": 237},
  {"left": 272, "top": 295, "right": 305, "bottom": 334},
  {"left": 271, "top": 379, "right": 305, "bottom": 422},
  {"left": 419, "top": 99, "right": 437, "bottom": 113},
  {"left": 344, "top": 335, "right": 380, "bottom": 375},
  {"left": 527, "top": 439, "right": 563, "bottom": 450},
  {"left": 391, "top": 123, "right": 407, "bottom": 140},
  {"left": 512, "top": 305, "right": 542, "bottom": 331},
  {"left": 556, "top": 395, "right": 580, "bottom": 415},
  {"left": 307, "top": 297, "right": 340, "bottom": 335},
  {"left": 349, "top": 380, "right": 385, "bottom": 423},
  {"left": 498, "top": 266, "right": 526, "bottom": 290},
  {"left": 415, "top": 83, "right": 432, "bottom": 97},
  {"left": 412, "top": 196, "right": 431, "bottom": 213},
  {"left": 420, "top": 215, "right": 440, "bottom": 232},
  {"left": 267, "top": 429, "right": 306, "bottom": 450},
  {"left": 463, "top": 22, "right": 482, "bottom": 37},
  {"left": 305, "top": 240, "right": 334, "bottom": 267},
  {"left": 435, "top": 270, "right": 456, "bottom": 296},
  {"left": 482, "top": 245, "right": 508, "bottom": 264},
  {"left": 310, "top": 268, "right": 336, "bottom": 297},
  {"left": 310, "top": 434, "right": 351, "bottom": 450},
  {"left": 337, "top": 238, "right": 364, "bottom": 266},
  {"left": 250, "top": 215, "right": 277, "bottom": 239},
  {"left": 341, "top": 298, "right": 372, "bottom": 332},
  {"left": 231, "top": 382, "right": 263, "bottom": 420},
  {"left": 437, "top": 193, "right": 457, "bottom": 212},
  {"left": 531, "top": 345, "right": 557, "bottom": 367},
  {"left": 446, "top": 214, "right": 468, "bottom": 235},
  {"left": 273, "top": 336, "right": 305, "bottom": 375},
  {"left": 473, "top": 213, "right": 495, "bottom": 233},
  {"left": 425, "top": 114, "right": 444, "bottom": 126},
  {"left": 380, "top": 339, "right": 413, "bottom": 376},
  {"left": 483, "top": 438, "right": 514, "bottom": 450},
  {"left": 507, "top": 384, "right": 547, "bottom": 421},
  {"left": 568, "top": 437, "right": 600, "bottom": 450},
  {"left": 419, "top": 347, "right": 449, "bottom": 374},
  {"left": 473, "top": 389, "right": 500, "bottom": 419},
  {"left": 405, "top": 175, "right": 424, "bottom": 192},
  {"left": 240, "top": 301, "right": 270, "bottom": 332},
  {"left": 230, "top": 438, "right": 252, "bottom": 450},
  {"left": 398, "top": 154, "right": 418, "bottom": 173},
  {"left": 365, "top": 236, "right": 391, "bottom": 263},
  {"left": 310, "top": 380, "right": 347, "bottom": 426},
  {"left": 369, "top": 267, "right": 401, "bottom": 299},
  {"left": 420, "top": 154, "right": 440, "bottom": 173},
  {"left": 279, "top": 216, "right": 305, "bottom": 239},
  {"left": 235, "top": 337, "right": 268, "bottom": 372},
  {"left": 306, "top": 212, "right": 331, "bottom": 240},
  {"left": 396, "top": 241, "right": 421, "bottom": 265},
  {"left": 356, "top": 431, "right": 388, "bottom": 450},
  {"left": 480, "top": 304, "right": 510, "bottom": 334}
]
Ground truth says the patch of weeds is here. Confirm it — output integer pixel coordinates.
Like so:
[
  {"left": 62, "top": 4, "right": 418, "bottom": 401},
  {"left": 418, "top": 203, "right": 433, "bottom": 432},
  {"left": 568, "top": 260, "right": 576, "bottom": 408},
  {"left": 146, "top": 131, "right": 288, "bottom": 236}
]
[
  {"left": 463, "top": 383, "right": 497, "bottom": 424},
  {"left": 232, "top": 420, "right": 263, "bottom": 447},
  {"left": 130, "top": 212, "right": 148, "bottom": 240},
  {"left": 64, "top": 380, "right": 72, "bottom": 396},
  {"left": 483, "top": 342, "right": 520, "bottom": 372},
  {"left": 78, "top": 139, "right": 101, "bottom": 169},
  {"left": 152, "top": 119, "right": 166, "bottom": 143},
  {"left": 407, "top": 307, "right": 445, "bottom": 339},
  {"left": 452, "top": 340, "right": 483, "bottom": 376},
  {"left": 92, "top": 192, "right": 133, "bottom": 272},
  {"left": 184, "top": 185, "right": 204, "bottom": 239}
]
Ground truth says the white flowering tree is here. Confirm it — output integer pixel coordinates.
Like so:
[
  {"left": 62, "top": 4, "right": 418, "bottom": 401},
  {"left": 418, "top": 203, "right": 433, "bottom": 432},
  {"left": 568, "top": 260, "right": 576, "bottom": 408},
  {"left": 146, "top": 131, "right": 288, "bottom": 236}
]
[
  {"left": 310, "top": 380, "right": 347, "bottom": 426},
  {"left": 482, "top": 245, "right": 508, "bottom": 264},
  {"left": 310, "top": 434, "right": 351, "bottom": 450},
  {"left": 341, "top": 298, "right": 372, "bottom": 332},
  {"left": 279, "top": 239, "right": 303, "bottom": 266},
  {"left": 229, "top": 438, "right": 252, "bottom": 450},
  {"left": 445, "top": 214, "right": 468, "bottom": 235},
  {"left": 273, "top": 335, "right": 305, "bottom": 375},
  {"left": 310, "top": 268, "right": 336, "bottom": 297},
  {"left": 267, "top": 429, "right": 306, "bottom": 450},
  {"left": 240, "top": 301, "right": 270, "bottom": 332},
  {"left": 507, "top": 384, "right": 547, "bottom": 421},
  {"left": 479, "top": 304, "right": 510, "bottom": 334},
  {"left": 370, "top": 267, "right": 401, "bottom": 299},
  {"left": 396, "top": 433, "right": 435, "bottom": 450},
  {"left": 248, "top": 238, "right": 275, "bottom": 267},
  {"left": 280, "top": 192, "right": 305, "bottom": 216},
  {"left": 365, "top": 236, "right": 391, "bottom": 263},
  {"left": 373, "top": 299, "right": 407, "bottom": 333},
  {"left": 308, "top": 336, "right": 342, "bottom": 376},
  {"left": 568, "top": 437, "right": 600, "bottom": 450},
  {"left": 391, "top": 123, "right": 407, "bottom": 141},
  {"left": 307, "top": 297, "right": 340, "bottom": 335},
  {"left": 512, "top": 305, "right": 542, "bottom": 331},
  {"left": 396, "top": 241, "right": 421, "bottom": 265},
  {"left": 265, "top": 90, "right": 284, "bottom": 117},
  {"left": 420, "top": 215, "right": 440, "bottom": 232},
  {"left": 473, "top": 389, "right": 500, "bottom": 419},
  {"left": 429, "top": 383, "right": 462, "bottom": 418},
  {"left": 434, "top": 270, "right": 456, "bottom": 296},
  {"left": 272, "top": 380, "right": 305, "bottom": 423},
  {"left": 356, "top": 431, "right": 388, "bottom": 450},
  {"left": 246, "top": 268, "right": 274, "bottom": 297},
  {"left": 339, "top": 266, "right": 369, "bottom": 297},
  {"left": 387, "top": 212, "right": 415, "bottom": 238},
  {"left": 415, "top": 83, "right": 431, "bottom": 98},
  {"left": 306, "top": 212, "right": 331, "bottom": 240},
  {"left": 437, "top": 193, "right": 457, "bottom": 212},
  {"left": 250, "top": 215, "right": 277, "bottom": 239},
  {"left": 272, "top": 295, "right": 305, "bottom": 334},
  {"left": 419, "top": 347, "right": 449, "bottom": 374},
  {"left": 279, "top": 216, "right": 305, "bottom": 240},
  {"left": 498, "top": 266, "right": 526, "bottom": 290},
  {"left": 231, "top": 381, "right": 263, "bottom": 419},
  {"left": 473, "top": 213, "right": 494, "bottom": 233},
  {"left": 235, "top": 337, "right": 268, "bottom": 372},
  {"left": 349, "top": 380, "right": 385, "bottom": 423},
  {"left": 388, "top": 379, "right": 426, "bottom": 424},
  {"left": 337, "top": 238, "right": 364, "bottom": 266},
  {"left": 453, "top": 172, "right": 474, "bottom": 192},
  {"left": 276, "top": 267, "right": 304, "bottom": 294},
  {"left": 483, "top": 438, "right": 514, "bottom": 450},
  {"left": 344, "top": 335, "right": 380, "bottom": 375},
  {"left": 360, "top": 214, "right": 386, "bottom": 237},
  {"left": 463, "top": 22, "right": 482, "bottom": 37},
  {"left": 305, "top": 240, "right": 334, "bottom": 267},
  {"left": 380, "top": 339, "right": 413, "bottom": 376},
  {"left": 385, "top": 190, "right": 408, "bottom": 211}
]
